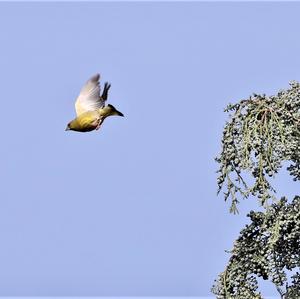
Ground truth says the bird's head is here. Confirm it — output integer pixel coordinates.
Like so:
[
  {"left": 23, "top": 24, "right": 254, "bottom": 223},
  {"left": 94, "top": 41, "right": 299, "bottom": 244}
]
[{"left": 107, "top": 104, "right": 124, "bottom": 117}]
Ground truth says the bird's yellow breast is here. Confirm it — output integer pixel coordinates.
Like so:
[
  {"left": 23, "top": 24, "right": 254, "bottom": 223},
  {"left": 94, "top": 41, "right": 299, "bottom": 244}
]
[
  {"left": 98, "top": 106, "right": 113, "bottom": 117},
  {"left": 70, "top": 110, "right": 100, "bottom": 132}
]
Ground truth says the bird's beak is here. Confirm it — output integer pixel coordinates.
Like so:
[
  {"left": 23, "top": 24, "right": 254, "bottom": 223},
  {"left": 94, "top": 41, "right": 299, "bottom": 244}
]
[{"left": 65, "top": 126, "right": 70, "bottom": 131}]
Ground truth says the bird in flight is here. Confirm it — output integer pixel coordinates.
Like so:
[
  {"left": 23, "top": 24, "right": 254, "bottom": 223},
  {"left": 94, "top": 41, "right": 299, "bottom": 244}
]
[{"left": 66, "top": 74, "right": 124, "bottom": 132}]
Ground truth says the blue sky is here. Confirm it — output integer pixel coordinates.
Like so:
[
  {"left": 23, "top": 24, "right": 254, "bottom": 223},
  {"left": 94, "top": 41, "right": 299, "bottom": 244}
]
[{"left": 0, "top": 2, "right": 299, "bottom": 297}]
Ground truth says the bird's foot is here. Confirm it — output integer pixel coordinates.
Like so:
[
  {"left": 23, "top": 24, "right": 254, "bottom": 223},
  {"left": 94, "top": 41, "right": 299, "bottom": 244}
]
[{"left": 95, "top": 118, "right": 104, "bottom": 130}]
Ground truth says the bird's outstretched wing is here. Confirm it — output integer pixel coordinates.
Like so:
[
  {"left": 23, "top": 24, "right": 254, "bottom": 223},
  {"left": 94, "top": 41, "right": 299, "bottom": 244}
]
[{"left": 75, "top": 74, "right": 106, "bottom": 116}]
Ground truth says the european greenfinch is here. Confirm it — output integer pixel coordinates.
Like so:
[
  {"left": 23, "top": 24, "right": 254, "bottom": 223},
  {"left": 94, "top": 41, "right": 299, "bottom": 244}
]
[{"left": 66, "top": 74, "right": 124, "bottom": 132}]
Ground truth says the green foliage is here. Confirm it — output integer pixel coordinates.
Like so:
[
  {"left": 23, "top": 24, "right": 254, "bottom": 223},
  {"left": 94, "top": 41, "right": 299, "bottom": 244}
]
[
  {"left": 213, "top": 81, "right": 300, "bottom": 298},
  {"left": 216, "top": 81, "right": 300, "bottom": 213},
  {"left": 212, "top": 197, "right": 300, "bottom": 299}
]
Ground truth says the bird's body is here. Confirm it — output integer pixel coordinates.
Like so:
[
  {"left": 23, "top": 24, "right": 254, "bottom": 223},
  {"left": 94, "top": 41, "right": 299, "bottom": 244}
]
[
  {"left": 66, "top": 74, "right": 123, "bottom": 132},
  {"left": 67, "top": 110, "right": 101, "bottom": 132}
]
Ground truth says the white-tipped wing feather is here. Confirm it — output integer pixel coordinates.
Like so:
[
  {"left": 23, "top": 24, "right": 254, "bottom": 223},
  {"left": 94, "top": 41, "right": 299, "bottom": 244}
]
[{"left": 75, "top": 74, "right": 105, "bottom": 116}]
